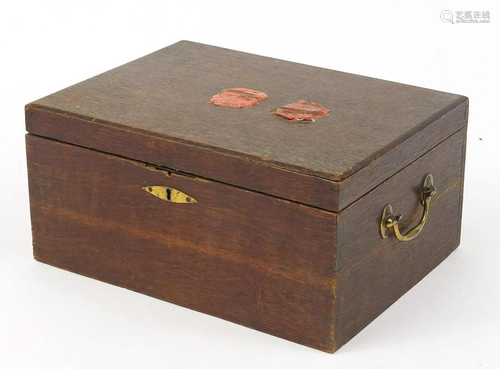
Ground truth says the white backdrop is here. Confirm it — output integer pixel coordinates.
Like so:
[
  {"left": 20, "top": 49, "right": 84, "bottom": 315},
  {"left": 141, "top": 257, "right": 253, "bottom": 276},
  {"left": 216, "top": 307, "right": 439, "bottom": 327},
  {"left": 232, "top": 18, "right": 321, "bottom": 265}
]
[{"left": 1, "top": 1, "right": 499, "bottom": 368}]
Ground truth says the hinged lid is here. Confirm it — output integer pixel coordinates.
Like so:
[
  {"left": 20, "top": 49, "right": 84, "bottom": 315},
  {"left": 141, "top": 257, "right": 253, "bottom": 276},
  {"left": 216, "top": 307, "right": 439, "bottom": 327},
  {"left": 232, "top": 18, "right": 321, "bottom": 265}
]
[{"left": 26, "top": 40, "right": 468, "bottom": 212}]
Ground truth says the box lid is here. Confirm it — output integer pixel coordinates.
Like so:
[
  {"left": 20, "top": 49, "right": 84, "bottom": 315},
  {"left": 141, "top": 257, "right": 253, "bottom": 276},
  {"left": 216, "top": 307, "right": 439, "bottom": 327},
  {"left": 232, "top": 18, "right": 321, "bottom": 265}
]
[{"left": 26, "top": 40, "right": 468, "bottom": 212}]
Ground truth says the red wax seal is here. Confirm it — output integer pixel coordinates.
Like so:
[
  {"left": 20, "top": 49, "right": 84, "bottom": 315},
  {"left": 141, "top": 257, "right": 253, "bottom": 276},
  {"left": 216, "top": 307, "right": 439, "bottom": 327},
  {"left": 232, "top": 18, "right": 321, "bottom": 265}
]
[
  {"left": 272, "top": 100, "right": 330, "bottom": 122},
  {"left": 209, "top": 88, "right": 268, "bottom": 108}
]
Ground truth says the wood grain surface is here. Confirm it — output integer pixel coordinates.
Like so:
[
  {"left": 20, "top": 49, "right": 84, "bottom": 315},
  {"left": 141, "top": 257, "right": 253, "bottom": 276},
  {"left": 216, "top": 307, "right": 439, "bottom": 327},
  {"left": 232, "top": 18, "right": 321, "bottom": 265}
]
[
  {"left": 26, "top": 134, "right": 338, "bottom": 352},
  {"left": 25, "top": 40, "right": 468, "bottom": 211},
  {"left": 335, "top": 128, "right": 466, "bottom": 347}
]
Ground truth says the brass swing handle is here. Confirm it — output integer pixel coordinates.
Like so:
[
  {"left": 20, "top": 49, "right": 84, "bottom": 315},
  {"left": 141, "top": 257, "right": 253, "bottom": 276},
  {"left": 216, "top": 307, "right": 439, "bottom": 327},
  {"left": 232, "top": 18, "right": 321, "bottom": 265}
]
[{"left": 380, "top": 174, "right": 437, "bottom": 242}]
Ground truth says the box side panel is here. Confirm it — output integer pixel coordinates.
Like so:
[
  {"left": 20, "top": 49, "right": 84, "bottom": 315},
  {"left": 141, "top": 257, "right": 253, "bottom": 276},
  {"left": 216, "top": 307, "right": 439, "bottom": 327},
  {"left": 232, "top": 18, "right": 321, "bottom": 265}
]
[
  {"left": 336, "top": 128, "right": 466, "bottom": 348},
  {"left": 26, "top": 134, "right": 337, "bottom": 352}
]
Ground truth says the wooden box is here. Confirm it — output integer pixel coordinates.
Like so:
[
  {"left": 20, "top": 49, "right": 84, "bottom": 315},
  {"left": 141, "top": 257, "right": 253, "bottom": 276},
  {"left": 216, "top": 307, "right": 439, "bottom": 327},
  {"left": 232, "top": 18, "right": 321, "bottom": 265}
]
[{"left": 25, "top": 41, "right": 468, "bottom": 353}]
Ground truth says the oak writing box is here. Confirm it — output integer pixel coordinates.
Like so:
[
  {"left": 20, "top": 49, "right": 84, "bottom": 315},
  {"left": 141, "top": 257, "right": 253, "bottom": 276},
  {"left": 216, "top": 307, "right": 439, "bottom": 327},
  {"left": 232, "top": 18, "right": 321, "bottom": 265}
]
[{"left": 26, "top": 41, "right": 468, "bottom": 353}]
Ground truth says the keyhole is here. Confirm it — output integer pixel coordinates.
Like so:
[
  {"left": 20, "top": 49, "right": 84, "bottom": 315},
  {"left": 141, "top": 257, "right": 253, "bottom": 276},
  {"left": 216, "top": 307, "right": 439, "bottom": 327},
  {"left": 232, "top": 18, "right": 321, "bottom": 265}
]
[{"left": 166, "top": 187, "right": 172, "bottom": 201}]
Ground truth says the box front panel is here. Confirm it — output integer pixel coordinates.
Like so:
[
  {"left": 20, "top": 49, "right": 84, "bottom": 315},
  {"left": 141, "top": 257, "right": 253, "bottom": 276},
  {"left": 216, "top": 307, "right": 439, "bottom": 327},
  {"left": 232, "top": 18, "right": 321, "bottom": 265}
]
[{"left": 26, "top": 134, "right": 337, "bottom": 352}]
